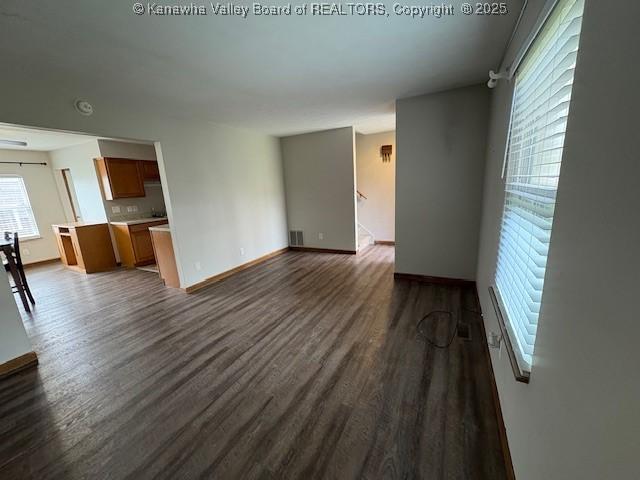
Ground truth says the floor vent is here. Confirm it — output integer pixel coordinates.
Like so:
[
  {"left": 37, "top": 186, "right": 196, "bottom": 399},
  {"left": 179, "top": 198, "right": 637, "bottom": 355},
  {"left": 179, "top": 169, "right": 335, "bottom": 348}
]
[
  {"left": 289, "top": 230, "right": 304, "bottom": 246},
  {"left": 457, "top": 323, "right": 471, "bottom": 341}
]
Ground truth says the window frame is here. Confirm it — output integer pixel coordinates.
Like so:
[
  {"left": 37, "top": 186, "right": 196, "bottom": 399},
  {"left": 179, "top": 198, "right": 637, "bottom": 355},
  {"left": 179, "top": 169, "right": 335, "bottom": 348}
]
[
  {"left": 0, "top": 174, "right": 41, "bottom": 240},
  {"left": 493, "top": 0, "right": 584, "bottom": 377}
]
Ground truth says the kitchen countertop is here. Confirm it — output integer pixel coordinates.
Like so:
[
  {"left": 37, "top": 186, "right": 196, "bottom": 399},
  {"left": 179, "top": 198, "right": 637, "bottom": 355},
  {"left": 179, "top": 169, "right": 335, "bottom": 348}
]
[
  {"left": 110, "top": 217, "right": 168, "bottom": 226},
  {"left": 52, "top": 221, "right": 108, "bottom": 228},
  {"left": 148, "top": 224, "right": 170, "bottom": 233}
]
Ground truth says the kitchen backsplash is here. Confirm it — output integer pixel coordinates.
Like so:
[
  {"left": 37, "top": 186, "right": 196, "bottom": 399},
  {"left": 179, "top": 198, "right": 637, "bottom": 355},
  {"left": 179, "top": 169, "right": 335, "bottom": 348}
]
[{"left": 105, "top": 183, "right": 166, "bottom": 221}]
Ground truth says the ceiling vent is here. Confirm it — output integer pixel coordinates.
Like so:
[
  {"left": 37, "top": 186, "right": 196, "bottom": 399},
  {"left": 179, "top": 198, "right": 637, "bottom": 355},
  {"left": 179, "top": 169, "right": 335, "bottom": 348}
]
[{"left": 289, "top": 230, "right": 304, "bottom": 246}]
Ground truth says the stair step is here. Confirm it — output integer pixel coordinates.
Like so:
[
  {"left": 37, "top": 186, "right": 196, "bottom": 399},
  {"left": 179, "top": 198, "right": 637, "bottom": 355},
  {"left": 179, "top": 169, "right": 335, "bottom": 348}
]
[{"left": 358, "top": 233, "right": 373, "bottom": 250}]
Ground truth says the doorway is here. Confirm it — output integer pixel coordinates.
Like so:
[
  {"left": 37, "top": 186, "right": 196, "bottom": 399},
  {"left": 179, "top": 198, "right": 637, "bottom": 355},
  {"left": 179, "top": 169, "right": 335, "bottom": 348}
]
[
  {"left": 354, "top": 130, "right": 396, "bottom": 250},
  {"left": 59, "top": 168, "right": 81, "bottom": 222}
]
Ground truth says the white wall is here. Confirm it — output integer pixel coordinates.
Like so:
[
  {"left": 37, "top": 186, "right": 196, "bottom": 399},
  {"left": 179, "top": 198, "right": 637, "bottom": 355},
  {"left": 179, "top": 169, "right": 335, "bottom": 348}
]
[
  {"left": 0, "top": 85, "right": 290, "bottom": 290},
  {"left": 0, "top": 150, "right": 67, "bottom": 263},
  {"left": 103, "top": 185, "right": 166, "bottom": 221},
  {"left": 355, "top": 131, "right": 395, "bottom": 242},
  {"left": 159, "top": 125, "right": 288, "bottom": 284},
  {"left": 395, "top": 85, "right": 489, "bottom": 281},
  {"left": 0, "top": 275, "right": 32, "bottom": 364},
  {"left": 476, "top": 1, "right": 640, "bottom": 479},
  {"left": 48, "top": 141, "right": 106, "bottom": 222},
  {"left": 97, "top": 139, "right": 156, "bottom": 160},
  {"left": 96, "top": 139, "right": 166, "bottom": 221},
  {"left": 281, "top": 127, "right": 357, "bottom": 251}
]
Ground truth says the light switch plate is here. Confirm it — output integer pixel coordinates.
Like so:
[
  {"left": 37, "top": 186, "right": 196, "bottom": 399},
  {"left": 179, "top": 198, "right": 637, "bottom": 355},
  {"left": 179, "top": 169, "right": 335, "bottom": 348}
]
[{"left": 112, "top": 206, "right": 121, "bottom": 214}]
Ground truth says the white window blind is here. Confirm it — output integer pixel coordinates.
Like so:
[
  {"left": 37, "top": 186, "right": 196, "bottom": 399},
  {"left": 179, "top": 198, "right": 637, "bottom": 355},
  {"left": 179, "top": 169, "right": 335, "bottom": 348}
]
[
  {"left": 0, "top": 176, "right": 40, "bottom": 239},
  {"left": 495, "top": 0, "right": 584, "bottom": 368}
]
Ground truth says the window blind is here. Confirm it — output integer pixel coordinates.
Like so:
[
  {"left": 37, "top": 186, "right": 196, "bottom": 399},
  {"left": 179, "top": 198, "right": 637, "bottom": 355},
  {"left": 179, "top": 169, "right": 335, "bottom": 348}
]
[
  {"left": 0, "top": 176, "right": 40, "bottom": 239},
  {"left": 495, "top": 0, "right": 584, "bottom": 368}
]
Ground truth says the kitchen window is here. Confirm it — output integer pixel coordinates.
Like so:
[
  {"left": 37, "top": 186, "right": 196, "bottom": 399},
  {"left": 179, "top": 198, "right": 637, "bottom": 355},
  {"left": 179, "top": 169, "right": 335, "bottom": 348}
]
[
  {"left": 495, "top": 0, "right": 585, "bottom": 371},
  {"left": 0, "top": 175, "right": 40, "bottom": 239}
]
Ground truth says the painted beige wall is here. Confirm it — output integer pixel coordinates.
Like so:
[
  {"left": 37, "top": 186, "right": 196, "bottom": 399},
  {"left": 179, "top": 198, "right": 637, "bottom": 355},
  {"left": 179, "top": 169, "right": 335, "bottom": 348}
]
[
  {"left": 97, "top": 139, "right": 156, "bottom": 160},
  {"left": 355, "top": 131, "right": 395, "bottom": 242},
  {"left": 476, "top": 1, "right": 640, "bottom": 478},
  {"left": 103, "top": 186, "right": 166, "bottom": 221},
  {"left": 97, "top": 140, "right": 166, "bottom": 221},
  {"left": 157, "top": 126, "right": 288, "bottom": 285},
  {"left": 44, "top": 125, "right": 288, "bottom": 288},
  {"left": 0, "top": 149, "right": 66, "bottom": 264},
  {"left": 48, "top": 141, "right": 106, "bottom": 222},
  {"left": 281, "top": 127, "right": 357, "bottom": 251},
  {"left": 50, "top": 139, "right": 167, "bottom": 222},
  {"left": 395, "top": 85, "right": 489, "bottom": 281}
]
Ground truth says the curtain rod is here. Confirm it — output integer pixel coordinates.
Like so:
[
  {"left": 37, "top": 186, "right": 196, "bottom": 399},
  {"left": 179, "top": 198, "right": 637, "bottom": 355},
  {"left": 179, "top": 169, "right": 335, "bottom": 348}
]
[{"left": 0, "top": 161, "right": 48, "bottom": 166}]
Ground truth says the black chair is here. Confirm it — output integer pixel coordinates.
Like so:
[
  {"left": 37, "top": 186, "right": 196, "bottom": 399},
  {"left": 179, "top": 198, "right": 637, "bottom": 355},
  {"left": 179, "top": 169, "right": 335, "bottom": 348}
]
[{"left": 3, "top": 232, "right": 35, "bottom": 310}]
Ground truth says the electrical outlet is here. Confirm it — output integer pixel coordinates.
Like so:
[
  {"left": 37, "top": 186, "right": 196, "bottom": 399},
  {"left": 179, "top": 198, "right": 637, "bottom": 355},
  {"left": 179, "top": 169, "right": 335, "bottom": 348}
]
[
  {"left": 240, "top": 247, "right": 245, "bottom": 256},
  {"left": 318, "top": 232, "right": 324, "bottom": 240},
  {"left": 126, "top": 206, "right": 135, "bottom": 213},
  {"left": 112, "top": 206, "right": 121, "bottom": 214},
  {"left": 194, "top": 261, "right": 201, "bottom": 271},
  {"left": 23, "top": 248, "right": 30, "bottom": 256},
  {"left": 132, "top": 206, "right": 138, "bottom": 212}
]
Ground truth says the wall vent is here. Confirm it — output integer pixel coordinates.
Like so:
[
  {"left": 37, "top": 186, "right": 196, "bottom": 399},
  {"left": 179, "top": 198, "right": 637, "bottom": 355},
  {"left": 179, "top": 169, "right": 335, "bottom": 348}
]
[
  {"left": 457, "top": 323, "right": 471, "bottom": 341},
  {"left": 289, "top": 230, "right": 304, "bottom": 246}
]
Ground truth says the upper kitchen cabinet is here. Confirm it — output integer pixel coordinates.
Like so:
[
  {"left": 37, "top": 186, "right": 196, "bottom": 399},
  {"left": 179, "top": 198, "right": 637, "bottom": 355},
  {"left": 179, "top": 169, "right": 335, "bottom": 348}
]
[
  {"left": 140, "top": 160, "right": 161, "bottom": 182},
  {"left": 95, "top": 157, "right": 145, "bottom": 199}
]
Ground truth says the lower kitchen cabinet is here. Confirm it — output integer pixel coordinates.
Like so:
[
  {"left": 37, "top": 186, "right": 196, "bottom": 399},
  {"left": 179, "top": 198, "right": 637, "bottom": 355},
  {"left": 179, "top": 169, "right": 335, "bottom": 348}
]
[{"left": 112, "top": 220, "right": 168, "bottom": 267}]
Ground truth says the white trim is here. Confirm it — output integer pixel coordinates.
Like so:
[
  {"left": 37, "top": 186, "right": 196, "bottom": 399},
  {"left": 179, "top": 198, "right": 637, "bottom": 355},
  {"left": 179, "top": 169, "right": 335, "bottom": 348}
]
[
  {"left": 0, "top": 174, "right": 41, "bottom": 239},
  {"left": 493, "top": 284, "right": 533, "bottom": 372},
  {"left": 504, "top": 0, "right": 560, "bottom": 76},
  {"left": 500, "top": 83, "right": 518, "bottom": 180},
  {"left": 20, "top": 235, "right": 42, "bottom": 242}
]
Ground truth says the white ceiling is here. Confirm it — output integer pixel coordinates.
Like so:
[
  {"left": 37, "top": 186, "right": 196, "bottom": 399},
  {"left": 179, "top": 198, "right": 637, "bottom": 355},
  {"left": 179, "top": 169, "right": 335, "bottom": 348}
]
[
  {"left": 0, "top": 125, "right": 98, "bottom": 151},
  {"left": 0, "top": 1, "right": 522, "bottom": 136}
]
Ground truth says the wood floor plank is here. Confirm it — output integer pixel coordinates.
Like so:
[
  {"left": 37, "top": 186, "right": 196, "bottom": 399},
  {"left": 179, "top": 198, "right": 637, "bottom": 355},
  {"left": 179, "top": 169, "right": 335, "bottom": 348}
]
[{"left": 0, "top": 246, "right": 507, "bottom": 479}]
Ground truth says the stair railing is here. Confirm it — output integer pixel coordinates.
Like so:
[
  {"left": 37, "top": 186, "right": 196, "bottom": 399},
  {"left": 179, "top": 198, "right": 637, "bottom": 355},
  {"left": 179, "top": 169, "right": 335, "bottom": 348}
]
[{"left": 357, "top": 223, "right": 375, "bottom": 239}]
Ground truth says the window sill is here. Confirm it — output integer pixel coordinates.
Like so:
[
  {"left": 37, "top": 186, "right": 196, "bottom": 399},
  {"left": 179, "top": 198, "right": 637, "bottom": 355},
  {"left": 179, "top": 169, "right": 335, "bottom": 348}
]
[
  {"left": 16, "top": 235, "right": 41, "bottom": 242},
  {"left": 488, "top": 286, "right": 531, "bottom": 384}
]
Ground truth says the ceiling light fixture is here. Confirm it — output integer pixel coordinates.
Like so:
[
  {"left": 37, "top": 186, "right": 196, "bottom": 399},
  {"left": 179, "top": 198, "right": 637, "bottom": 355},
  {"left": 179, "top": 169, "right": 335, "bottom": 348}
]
[{"left": 0, "top": 139, "right": 27, "bottom": 147}]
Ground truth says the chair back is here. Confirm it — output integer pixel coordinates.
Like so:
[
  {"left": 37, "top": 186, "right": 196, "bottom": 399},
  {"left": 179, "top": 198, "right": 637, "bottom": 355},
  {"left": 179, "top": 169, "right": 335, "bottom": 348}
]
[{"left": 11, "top": 233, "right": 24, "bottom": 269}]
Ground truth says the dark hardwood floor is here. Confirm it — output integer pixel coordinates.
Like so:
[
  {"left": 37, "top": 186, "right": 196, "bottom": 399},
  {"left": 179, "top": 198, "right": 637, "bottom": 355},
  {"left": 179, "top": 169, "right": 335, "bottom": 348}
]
[{"left": 0, "top": 246, "right": 506, "bottom": 479}]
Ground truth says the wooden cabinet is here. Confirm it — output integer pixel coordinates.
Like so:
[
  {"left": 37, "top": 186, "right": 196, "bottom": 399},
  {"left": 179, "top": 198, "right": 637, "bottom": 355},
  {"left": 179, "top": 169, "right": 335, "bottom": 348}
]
[
  {"left": 129, "top": 224, "right": 156, "bottom": 264},
  {"left": 140, "top": 160, "right": 160, "bottom": 181},
  {"left": 95, "top": 157, "right": 145, "bottom": 200},
  {"left": 112, "top": 220, "right": 168, "bottom": 267},
  {"left": 149, "top": 226, "right": 180, "bottom": 288},
  {"left": 52, "top": 223, "right": 116, "bottom": 273}
]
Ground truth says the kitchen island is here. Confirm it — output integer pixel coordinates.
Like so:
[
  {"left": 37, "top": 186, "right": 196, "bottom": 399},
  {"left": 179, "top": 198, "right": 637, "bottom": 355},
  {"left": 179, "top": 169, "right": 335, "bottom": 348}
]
[{"left": 52, "top": 222, "right": 117, "bottom": 273}]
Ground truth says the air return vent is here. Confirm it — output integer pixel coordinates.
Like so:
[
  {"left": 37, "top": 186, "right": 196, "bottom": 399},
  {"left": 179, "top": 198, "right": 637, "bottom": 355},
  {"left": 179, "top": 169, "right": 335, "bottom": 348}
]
[
  {"left": 289, "top": 230, "right": 304, "bottom": 246},
  {"left": 457, "top": 323, "right": 471, "bottom": 341}
]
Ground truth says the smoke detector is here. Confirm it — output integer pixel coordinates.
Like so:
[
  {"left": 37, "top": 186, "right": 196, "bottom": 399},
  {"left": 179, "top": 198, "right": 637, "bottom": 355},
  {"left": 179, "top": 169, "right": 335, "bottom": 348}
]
[{"left": 74, "top": 99, "right": 94, "bottom": 116}]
